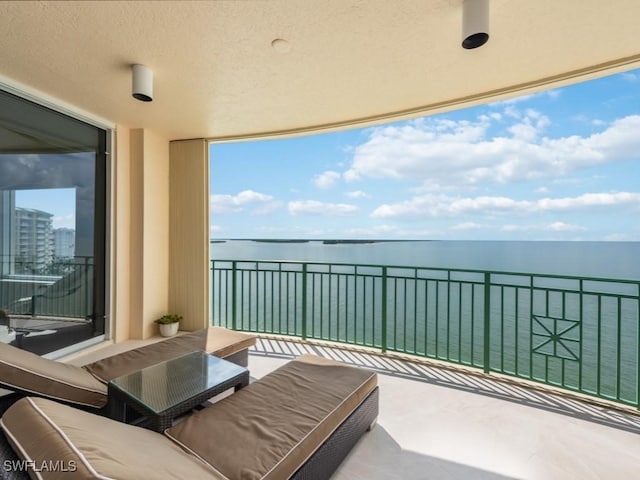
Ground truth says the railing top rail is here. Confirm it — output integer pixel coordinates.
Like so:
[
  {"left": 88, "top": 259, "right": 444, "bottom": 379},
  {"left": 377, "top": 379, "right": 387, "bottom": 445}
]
[{"left": 210, "top": 258, "right": 640, "bottom": 285}]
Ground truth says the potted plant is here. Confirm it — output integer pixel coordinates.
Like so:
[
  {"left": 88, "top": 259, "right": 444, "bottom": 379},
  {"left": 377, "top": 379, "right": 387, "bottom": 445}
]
[{"left": 154, "top": 314, "right": 182, "bottom": 337}]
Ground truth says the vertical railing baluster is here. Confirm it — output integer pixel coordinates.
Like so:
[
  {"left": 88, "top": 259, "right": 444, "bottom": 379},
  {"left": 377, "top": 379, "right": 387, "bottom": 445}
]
[
  {"left": 394, "top": 277, "right": 398, "bottom": 352},
  {"left": 354, "top": 268, "right": 359, "bottom": 344},
  {"left": 578, "top": 279, "right": 583, "bottom": 393},
  {"left": 446, "top": 272, "right": 451, "bottom": 360},
  {"left": 471, "top": 283, "right": 476, "bottom": 366},
  {"left": 515, "top": 286, "right": 519, "bottom": 376},
  {"left": 483, "top": 272, "right": 491, "bottom": 374},
  {"left": 302, "top": 263, "right": 308, "bottom": 340},
  {"left": 617, "top": 296, "right": 622, "bottom": 401},
  {"left": 458, "top": 282, "right": 462, "bottom": 363},
  {"left": 231, "top": 261, "right": 237, "bottom": 331},
  {"left": 278, "top": 263, "right": 283, "bottom": 334},
  {"left": 435, "top": 281, "right": 440, "bottom": 358},
  {"left": 500, "top": 285, "right": 505, "bottom": 372},
  {"left": 414, "top": 270, "right": 418, "bottom": 354},
  {"left": 329, "top": 267, "right": 333, "bottom": 340},
  {"left": 381, "top": 266, "right": 388, "bottom": 353},
  {"left": 597, "top": 295, "right": 602, "bottom": 396},
  {"left": 529, "top": 276, "right": 534, "bottom": 381}
]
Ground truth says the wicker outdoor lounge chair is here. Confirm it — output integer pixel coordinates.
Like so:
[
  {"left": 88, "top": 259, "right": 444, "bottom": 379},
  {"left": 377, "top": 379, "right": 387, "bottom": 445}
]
[
  {"left": 0, "top": 355, "right": 378, "bottom": 480},
  {"left": 0, "top": 327, "right": 256, "bottom": 413}
]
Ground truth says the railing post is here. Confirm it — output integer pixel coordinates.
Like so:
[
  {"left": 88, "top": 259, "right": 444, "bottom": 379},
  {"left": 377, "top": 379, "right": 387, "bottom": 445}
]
[
  {"left": 210, "top": 260, "right": 215, "bottom": 326},
  {"left": 483, "top": 272, "right": 491, "bottom": 374},
  {"left": 231, "top": 261, "right": 237, "bottom": 331},
  {"left": 302, "top": 263, "right": 308, "bottom": 340},
  {"left": 31, "top": 294, "right": 37, "bottom": 318},
  {"left": 382, "top": 266, "right": 388, "bottom": 353}
]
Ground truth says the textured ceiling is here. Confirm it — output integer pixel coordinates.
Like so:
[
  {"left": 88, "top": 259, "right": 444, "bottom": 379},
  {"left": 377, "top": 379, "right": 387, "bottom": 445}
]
[{"left": 1, "top": 0, "right": 639, "bottom": 141}]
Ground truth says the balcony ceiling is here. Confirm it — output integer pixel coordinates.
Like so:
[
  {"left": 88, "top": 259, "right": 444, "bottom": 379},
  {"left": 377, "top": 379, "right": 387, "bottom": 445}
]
[{"left": 1, "top": 0, "right": 639, "bottom": 141}]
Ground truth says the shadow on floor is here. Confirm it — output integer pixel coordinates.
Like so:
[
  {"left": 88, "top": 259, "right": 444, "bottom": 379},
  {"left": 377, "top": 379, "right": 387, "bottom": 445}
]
[
  {"left": 334, "top": 424, "right": 520, "bottom": 480},
  {"left": 251, "top": 337, "right": 640, "bottom": 435}
]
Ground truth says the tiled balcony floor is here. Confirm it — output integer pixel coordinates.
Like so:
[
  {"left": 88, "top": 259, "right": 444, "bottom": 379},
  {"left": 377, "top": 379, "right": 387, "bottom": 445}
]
[
  {"left": 68, "top": 335, "right": 640, "bottom": 479},
  {"left": 249, "top": 337, "right": 640, "bottom": 480}
]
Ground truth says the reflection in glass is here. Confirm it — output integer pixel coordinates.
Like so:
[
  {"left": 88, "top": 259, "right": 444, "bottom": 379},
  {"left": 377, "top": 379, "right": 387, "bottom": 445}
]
[{"left": 0, "top": 89, "right": 107, "bottom": 354}]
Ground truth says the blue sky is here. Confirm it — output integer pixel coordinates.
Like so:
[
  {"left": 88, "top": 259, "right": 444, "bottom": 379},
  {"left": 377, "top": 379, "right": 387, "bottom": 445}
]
[
  {"left": 16, "top": 188, "right": 75, "bottom": 229},
  {"left": 210, "top": 68, "right": 640, "bottom": 241}
]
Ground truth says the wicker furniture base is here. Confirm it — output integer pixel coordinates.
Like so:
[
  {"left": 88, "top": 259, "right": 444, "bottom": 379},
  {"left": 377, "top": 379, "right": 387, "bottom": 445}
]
[{"left": 291, "top": 386, "right": 379, "bottom": 480}]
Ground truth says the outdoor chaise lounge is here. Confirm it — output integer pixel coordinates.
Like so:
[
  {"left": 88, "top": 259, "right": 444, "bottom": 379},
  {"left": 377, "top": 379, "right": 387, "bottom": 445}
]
[
  {"left": 0, "top": 355, "right": 379, "bottom": 479},
  {"left": 0, "top": 327, "right": 256, "bottom": 411}
]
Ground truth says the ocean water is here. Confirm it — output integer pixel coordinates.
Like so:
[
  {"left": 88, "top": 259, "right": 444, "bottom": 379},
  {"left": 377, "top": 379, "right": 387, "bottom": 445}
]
[
  {"left": 210, "top": 240, "right": 640, "bottom": 279},
  {"left": 210, "top": 240, "right": 640, "bottom": 403}
]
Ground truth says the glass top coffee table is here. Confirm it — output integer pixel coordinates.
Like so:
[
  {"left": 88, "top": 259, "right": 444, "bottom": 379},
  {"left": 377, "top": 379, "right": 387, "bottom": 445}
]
[{"left": 107, "top": 351, "right": 249, "bottom": 432}]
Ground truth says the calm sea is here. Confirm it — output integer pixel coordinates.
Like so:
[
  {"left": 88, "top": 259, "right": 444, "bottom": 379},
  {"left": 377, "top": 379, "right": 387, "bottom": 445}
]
[
  {"left": 210, "top": 240, "right": 640, "bottom": 402},
  {"left": 210, "top": 240, "right": 640, "bottom": 279}
]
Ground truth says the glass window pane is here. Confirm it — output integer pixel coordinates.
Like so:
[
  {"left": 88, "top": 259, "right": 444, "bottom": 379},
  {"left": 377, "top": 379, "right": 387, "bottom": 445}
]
[{"left": 0, "top": 89, "right": 107, "bottom": 354}]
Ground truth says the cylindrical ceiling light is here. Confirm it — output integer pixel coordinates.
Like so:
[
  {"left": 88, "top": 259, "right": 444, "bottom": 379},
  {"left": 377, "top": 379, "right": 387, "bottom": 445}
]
[
  {"left": 131, "top": 64, "right": 153, "bottom": 102},
  {"left": 462, "top": 0, "right": 489, "bottom": 49}
]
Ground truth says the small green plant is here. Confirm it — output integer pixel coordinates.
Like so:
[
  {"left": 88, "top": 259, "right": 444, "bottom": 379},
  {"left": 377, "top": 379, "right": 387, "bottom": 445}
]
[{"left": 154, "top": 314, "right": 182, "bottom": 325}]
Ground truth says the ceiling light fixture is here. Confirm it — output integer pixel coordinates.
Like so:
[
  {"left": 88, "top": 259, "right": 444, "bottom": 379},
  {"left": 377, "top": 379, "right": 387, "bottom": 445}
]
[
  {"left": 132, "top": 64, "right": 153, "bottom": 102},
  {"left": 462, "top": 0, "right": 489, "bottom": 49}
]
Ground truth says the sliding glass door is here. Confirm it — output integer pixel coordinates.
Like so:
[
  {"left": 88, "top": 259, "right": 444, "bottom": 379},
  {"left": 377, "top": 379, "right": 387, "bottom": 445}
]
[{"left": 0, "top": 89, "right": 107, "bottom": 354}]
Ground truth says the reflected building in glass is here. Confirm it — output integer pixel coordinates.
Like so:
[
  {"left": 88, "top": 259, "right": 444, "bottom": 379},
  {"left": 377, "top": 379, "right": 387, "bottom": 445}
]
[
  {"left": 15, "top": 206, "right": 53, "bottom": 273},
  {"left": 53, "top": 228, "right": 75, "bottom": 259}
]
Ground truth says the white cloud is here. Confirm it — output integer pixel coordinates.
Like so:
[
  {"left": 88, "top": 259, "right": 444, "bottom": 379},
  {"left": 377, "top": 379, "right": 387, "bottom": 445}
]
[
  {"left": 345, "top": 113, "right": 640, "bottom": 191},
  {"left": 605, "top": 232, "right": 639, "bottom": 241},
  {"left": 211, "top": 190, "right": 280, "bottom": 215},
  {"left": 344, "top": 225, "right": 398, "bottom": 236},
  {"left": 451, "top": 222, "right": 486, "bottom": 231},
  {"left": 210, "top": 224, "right": 222, "bottom": 233},
  {"left": 344, "top": 225, "right": 440, "bottom": 238},
  {"left": 622, "top": 72, "right": 640, "bottom": 82},
  {"left": 345, "top": 190, "right": 370, "bottom": 199},
  {"left": 251, "top": 201, "right": 284, "bottom": 216},
  {"left": 537, "top": 192, "right": 640, "bottom": 211},
  {"left": 288, "top": 200, "right": 359, "bottom": 216},
  {"left": 545, "top": 222, "right": 586, "bottom": 232},
  {"left": 237, "top": 190, "right": 271, "bottom": 203},
  {"left": 371, "top": 191, "right": 640, "bottom": 219},
  {"left": 53, "top": 214, "right": 75, "bottom": 229},
  {"left": 499, "top": 222, "right": 586, "bottom": 233},
  {"left": 313, "top": 171, "right": 341, "bottom": 189},
  {"left": 535, "top": 187, "right": 550, "bottom": 194}
]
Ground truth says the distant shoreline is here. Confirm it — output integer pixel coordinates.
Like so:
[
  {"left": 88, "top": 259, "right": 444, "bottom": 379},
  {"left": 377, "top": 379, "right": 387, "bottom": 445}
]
[{"left": 210, "top": 238, "right": 431, "bottom": 244}]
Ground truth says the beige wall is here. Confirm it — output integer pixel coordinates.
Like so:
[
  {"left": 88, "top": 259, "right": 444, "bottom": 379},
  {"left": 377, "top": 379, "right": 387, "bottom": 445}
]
[
  {"left": 123, "top": 128, "right": 170, "bottom": 339},
  {"left": 168, "top": 139, "right": 210, "bottom": 331},
  {"left": 111, "top": 125, "right": 131, "bottom": 342},
  {"left": 110, "top": 128, "right": 208, "bottom": 341}
]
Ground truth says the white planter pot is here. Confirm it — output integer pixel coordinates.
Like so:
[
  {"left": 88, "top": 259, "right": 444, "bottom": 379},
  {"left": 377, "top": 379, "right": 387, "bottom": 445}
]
[{"left": 159, "top": 322, "right": 179, "bottom": 337}]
